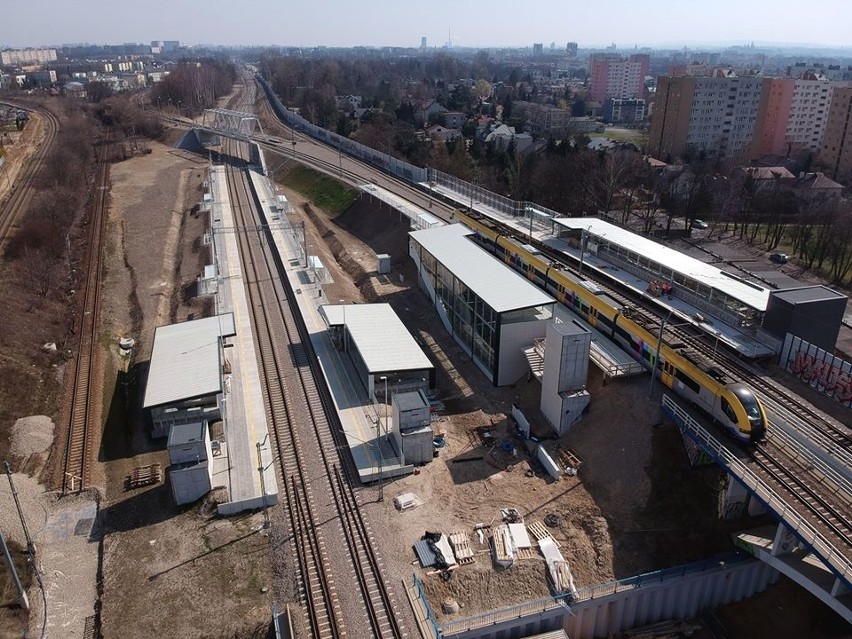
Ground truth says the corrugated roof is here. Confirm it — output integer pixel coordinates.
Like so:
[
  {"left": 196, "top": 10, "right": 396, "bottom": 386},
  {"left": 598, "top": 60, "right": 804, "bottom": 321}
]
[
  {"left": 410, "top": 224, "right": 555, "bottom": 313},
  {"left": 320, "top": 304, "right": 433, "bottom": 374},
  {"left": 554, "top": 218, "right": 770, "bottom": 311},
  {"left": 143, "top": 314, "right": 236, "bottom": 409}
]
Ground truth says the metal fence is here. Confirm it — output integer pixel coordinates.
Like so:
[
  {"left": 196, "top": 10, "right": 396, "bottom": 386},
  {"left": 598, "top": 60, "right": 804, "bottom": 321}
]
[
  {"left": 662, "top": 394, "right": 852, "bottom": 586},
  {"left": 412, "top": 573, "right": 443, "bottom": 638},
  {"left": 257, "top": 74, "right": 427, "bottom": 183}
]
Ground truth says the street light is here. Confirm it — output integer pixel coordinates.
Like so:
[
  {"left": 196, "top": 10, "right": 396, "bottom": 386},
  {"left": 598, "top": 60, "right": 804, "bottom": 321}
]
[
  {"left": 339, "top": 299, "right": 346, "bottom": 352},
  {"left": 380, "top": 375, "right": 389, "bottom": 432},
  {"left": 378, "top": 375, "right": 388, "bottom": 502}
]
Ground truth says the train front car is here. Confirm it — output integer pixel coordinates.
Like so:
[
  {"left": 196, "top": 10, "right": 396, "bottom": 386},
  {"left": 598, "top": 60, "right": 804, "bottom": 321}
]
[{"left": 722, "top": 383, "right": 768, "bottom": 444}]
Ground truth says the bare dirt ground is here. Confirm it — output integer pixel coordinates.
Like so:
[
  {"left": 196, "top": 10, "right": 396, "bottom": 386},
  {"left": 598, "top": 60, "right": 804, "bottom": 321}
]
[
  {"left": 0, "top": 109, "right": 46, "bottom": 207},
  {"left": 275, "top": 174, "right": 850, "bottom": 637},
  {"left": 95, "top": 133, "right": 272, "bottom": 639}
]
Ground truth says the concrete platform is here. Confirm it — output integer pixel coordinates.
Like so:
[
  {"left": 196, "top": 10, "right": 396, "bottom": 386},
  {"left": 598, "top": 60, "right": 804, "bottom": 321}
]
[
  {"left": 208, "top": 165, "right": 278, "bottom": 514},
  {"left": 249, "top": 169, "right": 414, "bottom": 483}
]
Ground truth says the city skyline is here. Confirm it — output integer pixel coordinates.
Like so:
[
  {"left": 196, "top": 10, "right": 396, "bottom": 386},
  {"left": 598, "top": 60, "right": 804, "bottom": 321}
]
[{"left": 2, "top": 0, "right": 852, "bottom": 51}]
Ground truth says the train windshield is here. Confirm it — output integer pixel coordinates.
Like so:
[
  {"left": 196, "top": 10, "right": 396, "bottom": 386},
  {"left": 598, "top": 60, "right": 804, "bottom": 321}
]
[{"left": 732, "top": 387, "right": 762, "bottom": 422}]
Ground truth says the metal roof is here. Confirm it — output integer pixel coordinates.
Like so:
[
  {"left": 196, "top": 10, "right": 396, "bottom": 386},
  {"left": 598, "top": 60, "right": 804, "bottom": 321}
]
[
  {"left": 554, "top": 218, "right": 770, "bottom": 311},
  {"left": 770, "top": 285, "right": 847, "bottom": 304},
  {"left": 320, "top": 304, "right": 433, "bottom": 374},
  {"left": 409, "top": 224, "right": 555, "bottom": 313},
  {"left": 143, "top": 313, "right": 236, "bottom": 409},
  {"left": 167, "top": 421, "right": 206, "bottom": 447}
]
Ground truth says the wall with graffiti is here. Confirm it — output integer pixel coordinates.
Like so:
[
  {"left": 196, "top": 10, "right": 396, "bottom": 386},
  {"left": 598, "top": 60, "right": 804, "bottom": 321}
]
[{"left": 779, "top": 334, "right": 852, "bottom": 407}]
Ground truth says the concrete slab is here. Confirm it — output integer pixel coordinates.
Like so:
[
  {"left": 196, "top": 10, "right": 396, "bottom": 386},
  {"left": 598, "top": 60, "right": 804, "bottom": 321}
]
[{"left": 208, "top": 166, "right": 277, "bottom": 513}]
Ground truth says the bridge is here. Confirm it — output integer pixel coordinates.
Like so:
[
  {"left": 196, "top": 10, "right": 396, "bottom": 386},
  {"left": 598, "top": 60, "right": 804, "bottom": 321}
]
[{"left": 662, "top": 395, "right": 852, "bottom": 623}]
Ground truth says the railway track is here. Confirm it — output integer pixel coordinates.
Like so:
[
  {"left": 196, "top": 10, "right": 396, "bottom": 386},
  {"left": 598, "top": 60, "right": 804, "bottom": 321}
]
[
  {"left": 0, "top": 103, "right": 60, "bottom": 249},
  {"left": 61, "top": 137, "right": 110, "bottom": 494},
  {"left": 221, "top": 136, "right": 403, "bottom": 637}
]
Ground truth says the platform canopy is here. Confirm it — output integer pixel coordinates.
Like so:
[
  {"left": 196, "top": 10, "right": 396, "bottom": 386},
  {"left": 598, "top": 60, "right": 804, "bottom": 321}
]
[
  {"left": 143, "top": 313, "right": 236, "bottom": 409},
  {"left": 320, "top": 303, "right": 433, "bottom": 374},
  {"left": 409, "top": 224, "right": 555, "bottom": 313},
  {"left": 553, "top": 217, "right": 770, "bottom": 311}
]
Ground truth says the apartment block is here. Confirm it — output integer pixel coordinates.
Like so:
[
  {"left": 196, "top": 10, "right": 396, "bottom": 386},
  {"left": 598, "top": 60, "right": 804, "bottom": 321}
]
[
  {"left": 819, "top": 87, "right": 852, "bottom": 183},
  {"left": 603, "top": 98, "right": 646, "bottom": 123},
  {"left": 752, "top": 74, "right": 850, "bottom": 158},
  {"left": 590, "top": 54, "right": 649, "bottom": 102},
  {"left": 651, "top": 70, "right": 850, "bottom": 164},
  {"left": 650, "top": 73, "right": 763, "bottom": 162},
  {"left": 0, "top": 48, "right": 57, "bottom": 66}
]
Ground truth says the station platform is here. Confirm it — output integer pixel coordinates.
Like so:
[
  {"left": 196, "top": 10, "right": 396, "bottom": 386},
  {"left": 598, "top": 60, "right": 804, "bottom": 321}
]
[
  {"left": 426, "top": 182, "right": 777, "bottom": 359},
  {"left": 249, "top": 170, "right": 413, "bottom": 484},
  {"left": 208, "top": 165, "right": 278, "bottom": 515}
]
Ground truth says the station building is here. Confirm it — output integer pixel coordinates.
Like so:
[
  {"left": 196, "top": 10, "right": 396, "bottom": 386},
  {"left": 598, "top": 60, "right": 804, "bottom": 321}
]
[
  {"left": 143, "top": 313, "right": 236, "bottom": 438},
  {"left": 553, "top": 218, "right": 771, "bottom": 330},
  {"left": 409, "top": 224, "right": 556, "bottom": 386},
  {"left": 320, "top": 303, "right": 435, "bottom": 400}
]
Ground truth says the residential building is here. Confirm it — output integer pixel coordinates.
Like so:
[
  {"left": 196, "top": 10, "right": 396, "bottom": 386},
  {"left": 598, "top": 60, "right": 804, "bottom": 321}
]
[
  {"left": 650, "top": 73, "right": 764, "bottom": 162},
  {"left": 752, "top": 74, "right": 850, "bottom": 158},
  {"left": 589, "top": 54, "right": 649, "bottom": 102},
  {"left": 521, "top": 103, "right": 573, "bottom": 136},
  {"left": 603, "top": 98, "right": 647, "bottom": 123},
  {"left": 443, "top": 111, "right": 466, "bottom": 129},
  {"left": 1, "top": 48, "right": 57, "bottom": 66},
  {"left": 425, "top": 124, "right": 461, "bottom": 142},
  {"left": 819, "top": 86, "right": 852, "bottom": 183},
  {"left": 566, "top": 42, "right": 578, "bottom": 59}
]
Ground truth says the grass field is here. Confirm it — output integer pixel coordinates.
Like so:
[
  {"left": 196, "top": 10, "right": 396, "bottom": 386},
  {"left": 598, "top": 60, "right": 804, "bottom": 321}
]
[
  {"left": 597, "top": 127, "right": 647, "bottom": 146},
  {"left": 281, "top": 165, "right": 358, "bottom": 215}
]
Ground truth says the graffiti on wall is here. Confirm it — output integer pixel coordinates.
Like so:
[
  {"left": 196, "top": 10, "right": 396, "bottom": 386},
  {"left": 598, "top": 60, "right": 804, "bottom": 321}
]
[{"left": 780, "top": 334, "right": 852, "bottom": 407}]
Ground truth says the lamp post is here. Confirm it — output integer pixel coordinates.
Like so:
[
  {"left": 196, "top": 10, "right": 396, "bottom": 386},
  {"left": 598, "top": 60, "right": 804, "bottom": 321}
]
[
  {"left": 648, "top": 311, "right": 690, "bottom": 399},
  {"left": 378, "top": 375, "right": 388, "bottom": 501},
  {"left": 339, "top": 299, "right": 346, "bottom": 352}
]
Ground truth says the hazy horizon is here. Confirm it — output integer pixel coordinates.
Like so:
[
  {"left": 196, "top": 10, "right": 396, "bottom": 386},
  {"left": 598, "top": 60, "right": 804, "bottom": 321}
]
[{"left": 2, "top": 0, "right": 851, "bottom": 52}]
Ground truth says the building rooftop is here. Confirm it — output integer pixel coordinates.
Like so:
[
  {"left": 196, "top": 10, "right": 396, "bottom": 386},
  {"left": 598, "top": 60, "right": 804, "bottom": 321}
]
[
  {"left": 320, "top": 303, "right": 434, "bottom": 374},
  {"left": 168, "top": 421, "right": 206, "bottom": 447},
  {"left": 143, "top": 313, "right": 236, "bottom": 409},
  {"left": 553, "top": 218, "right": 771, "bottom": 311},
  {"left": 770, "top": 285, "right": 847, "bottom": 305},
  {"left": 409, "top": 224, "right": 555, "bottom": 313},
  {"left": 393, "top": 390, "right": 429, "bottom": 412}
]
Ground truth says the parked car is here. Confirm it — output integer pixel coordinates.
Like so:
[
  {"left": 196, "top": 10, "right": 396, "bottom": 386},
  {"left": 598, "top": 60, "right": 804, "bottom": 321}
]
[
  {"left": 693, "top": 219, "right": 709, "bottom": 229},
  {"left": 770, "top": 252, "right": 789, "bottom": 264}
]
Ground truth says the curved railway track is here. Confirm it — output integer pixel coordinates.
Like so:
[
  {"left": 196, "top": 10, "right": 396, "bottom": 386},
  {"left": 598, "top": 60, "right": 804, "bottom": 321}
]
[
  {"left": 221, "top": 136, "right": 403, "bottom": 637},
  {"left": 0, "top": 103, "right": 60, "bottom": 249},
  {"left": 61, "top": 137, "right": 110, "bottom": 494}
]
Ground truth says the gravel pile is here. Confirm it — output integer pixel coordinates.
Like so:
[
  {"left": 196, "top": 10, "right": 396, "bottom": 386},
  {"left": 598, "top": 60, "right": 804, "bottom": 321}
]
[{"left": 10, "top": 415, "right": 55, "bottom": 458}]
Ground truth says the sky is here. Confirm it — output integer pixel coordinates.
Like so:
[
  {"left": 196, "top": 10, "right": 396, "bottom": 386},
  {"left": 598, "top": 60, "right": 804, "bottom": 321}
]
[{"left": 3, "top": 0, "right": 852, "bottom": 50}]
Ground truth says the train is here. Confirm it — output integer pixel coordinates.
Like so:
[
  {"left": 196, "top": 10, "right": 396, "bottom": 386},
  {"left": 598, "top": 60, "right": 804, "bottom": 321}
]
[{"left": 454, "top": 209, "right": 769, "bottom": 444}]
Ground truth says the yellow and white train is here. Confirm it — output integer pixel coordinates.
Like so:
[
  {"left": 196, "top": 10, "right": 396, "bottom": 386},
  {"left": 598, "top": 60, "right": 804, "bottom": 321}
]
[{"left": 457, "top": 210, "right": 768, "bottom": 444}]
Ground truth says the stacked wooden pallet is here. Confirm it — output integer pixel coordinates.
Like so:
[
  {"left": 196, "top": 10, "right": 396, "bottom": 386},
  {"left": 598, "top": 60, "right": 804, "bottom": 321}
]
[{"left": 127, "top": 463, "right": 163, "bottom": 490}]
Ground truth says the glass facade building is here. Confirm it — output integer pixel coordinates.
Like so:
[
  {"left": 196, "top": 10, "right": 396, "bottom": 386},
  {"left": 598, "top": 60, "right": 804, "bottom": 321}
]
[{"left": 410, "top": 225, "right": 555, "bottom": 386}]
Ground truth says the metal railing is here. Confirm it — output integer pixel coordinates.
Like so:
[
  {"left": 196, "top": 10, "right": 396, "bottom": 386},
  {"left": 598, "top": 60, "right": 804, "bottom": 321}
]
[{"left": 662, "top": 394, "right": 852, "bottom": 586}]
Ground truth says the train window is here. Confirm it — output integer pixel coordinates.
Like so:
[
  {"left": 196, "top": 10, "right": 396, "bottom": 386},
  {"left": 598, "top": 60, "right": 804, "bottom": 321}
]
[
  {"left": 615, "top": 326, "right": 631, "bottom": 341},
  {"left": 674, "top": 370, "right": 700, "bottom": 393},
  {"left": 720, "top": 397, "right": 737, "bottom": 423}
]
